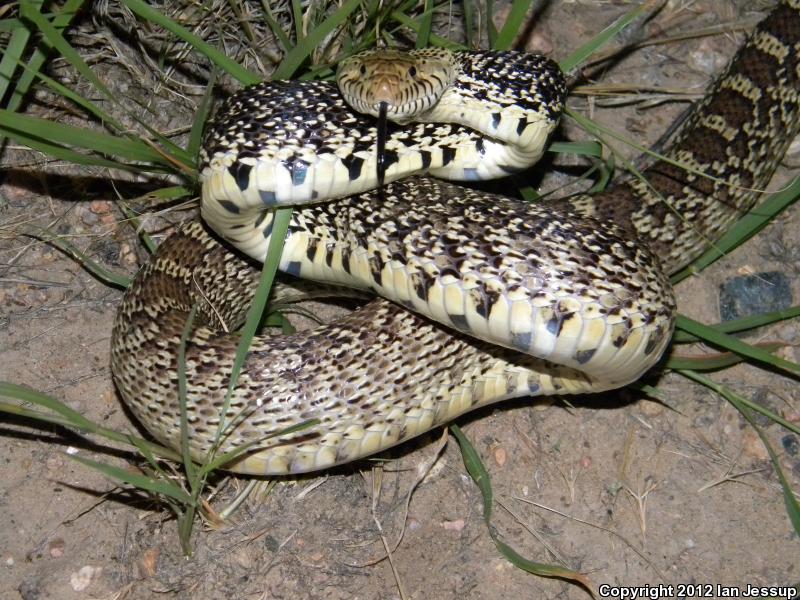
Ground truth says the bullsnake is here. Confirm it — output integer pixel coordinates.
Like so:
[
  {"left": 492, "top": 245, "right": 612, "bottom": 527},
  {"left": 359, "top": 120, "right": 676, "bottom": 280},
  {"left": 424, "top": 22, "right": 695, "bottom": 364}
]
[{"left": 111, "top": 1, "right": 800, "bottom": 475}]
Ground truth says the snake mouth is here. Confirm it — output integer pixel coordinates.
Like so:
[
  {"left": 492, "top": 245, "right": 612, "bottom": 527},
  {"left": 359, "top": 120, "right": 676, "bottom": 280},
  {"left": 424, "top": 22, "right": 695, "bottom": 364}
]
[{"left": 340, "top": 89, "right": 444, "bottom": 124}]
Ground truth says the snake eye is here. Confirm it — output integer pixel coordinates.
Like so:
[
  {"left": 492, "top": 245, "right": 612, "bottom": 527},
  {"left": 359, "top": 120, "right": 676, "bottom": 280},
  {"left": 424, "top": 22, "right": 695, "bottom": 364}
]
[
  {"left": 408, "top": 66, "right": 417, "bottom": 77},
  {"left": 359, "top": 65, "right": 367, "bottom": 75}
]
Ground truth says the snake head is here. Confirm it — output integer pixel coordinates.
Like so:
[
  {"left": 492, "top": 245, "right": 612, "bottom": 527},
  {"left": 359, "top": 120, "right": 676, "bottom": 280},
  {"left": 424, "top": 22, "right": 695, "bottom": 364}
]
[{"left": 336, "top": 48, "right": 460, "bottom": 124}]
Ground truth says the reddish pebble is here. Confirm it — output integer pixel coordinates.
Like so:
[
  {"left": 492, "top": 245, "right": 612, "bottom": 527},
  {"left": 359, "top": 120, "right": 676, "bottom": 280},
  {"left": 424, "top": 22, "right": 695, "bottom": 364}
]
[
  {"left": 493, "top": 445, "right": 507, "bottom": 467},
  {"left": 89, "top": 200, "right": 112, "bottom": 214},
  {"left": 48, "top": 538, "right": 65, "bottom": 558},
  {"left": 138, "top": 547, "right": 159, "bottom": 578}
]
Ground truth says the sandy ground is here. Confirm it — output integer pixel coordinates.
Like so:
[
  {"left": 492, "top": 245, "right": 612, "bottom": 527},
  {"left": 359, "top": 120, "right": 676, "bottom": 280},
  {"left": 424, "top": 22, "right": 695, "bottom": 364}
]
[{"left": 1, "top": 2, "right": 799, "bottom": 599}]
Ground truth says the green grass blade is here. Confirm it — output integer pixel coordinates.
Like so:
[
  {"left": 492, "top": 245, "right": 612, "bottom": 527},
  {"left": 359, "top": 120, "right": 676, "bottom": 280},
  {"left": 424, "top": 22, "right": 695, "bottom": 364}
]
[
  {"left": 187, "top": 75, "right": 216, "bottom": 160},
  {"left": 721, "top": 426, "right": 799, "bottom": 543},
  {"left": 120, "top": 0, "right": 259, "bottom": 85},
  {"left": 415, "top": 0, "right": 434, "bottom": 49},
  {"left": 493, "top": 0, "right": 531, "bottom": 51},
  {"left": 25, "top": 228, "right": 131, "bottom": 289},
  {"left": 559, "top": 1, "right": 653, "bottom": 72},
  {"left": 0, "top": 382, "right": 181, "bottom": 460},
  {"left": 676, "top": 315, "right": 800, "bottom": 377},
  {"left": 450, "top": 424, "right": 596, "bottom": 594},
  {"left": 146, "top": 185, "right": 194, "bottom": 201},
  {"left": 69, "top": 455, "right": 194, "bottom": 504},
  {"left": 0, "top": 12, "right": 36, "bottom": 106},
  {"left": 0, "top": 109, "right": 167, "bottom": 163},
  {"left": 1, "top": 126, "right": 151, "bottom": 172},
  {"left": 117, "top": 203, "right": 157, "bottom": 255},
  {"left": 177, "top": 305, "right": 199, "bottom": 482},
  {"left": 671, "top": 176, "right": 800, "bottom": 284},
  {"left": 10, "top": 61, "right": 124, "bottom": 131},
  {"left": 261, "top": 3, "right": 293, "bottom": 53},
  {"left": 679, "top": 371, "right": 800, "bottom": 436},
  {"left": 567, "top": 105, "right": 765, "bottom": 200},
  {"left": 14, "top": 2, "right": 190, "bottom": 166},
  {"left": 548, "top": 140, "right": 602, "bottom": 157},
  {"left": 389, "top": 10, "right": 464, "bottom": 50},
  {"left": 566, "top": 104, "right": 783, "bottom": 265},
  {"left": 588, "top": 153, "right": 615, "bottom": 193},
  {"left": 129, "top": 435, "right": 176, "bottom": 481},
  {"left": 291, "top": 0, "right": 304, "bottom": 43},
  {"left": 4, "top": 0, "right": 83, "bottom": 112},
  {"left": 19, "top": 0, "right": 120, "bottom": 103},
  {"left": 0, "top": 382, "right": 121, "bottom": 444},
  {"left": 462, "top": 0, "right": 476, "bottom": 47},
  {"left": 201, "top": 418, "right": 319, "bottom": 474},
  {"left": 0, "top": 18, "right": 27, "bottom": 33},
  {"left": 486, "top": 0, "right": 498, "bottom": 48},
  {"left": 672, "top": 306, "right": 800, "bottom": 343},
  {"left": 271, "top": 0, "right": 362, "bottom": 80},
  {"left": 216, "top": 207, "right": 293, "bottom": 442},
  {"left": 119, "top": 186, "right": 193, "bottom": 256},
  {"left": 666, "top": 342, "right": 784, "bottom": 371}
]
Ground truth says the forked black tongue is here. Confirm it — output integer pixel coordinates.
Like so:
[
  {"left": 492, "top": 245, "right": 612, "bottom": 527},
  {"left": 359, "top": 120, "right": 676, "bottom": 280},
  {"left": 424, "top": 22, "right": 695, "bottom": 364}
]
[{"left": 377, "top": 101, "right": 388, "bottom": 187}]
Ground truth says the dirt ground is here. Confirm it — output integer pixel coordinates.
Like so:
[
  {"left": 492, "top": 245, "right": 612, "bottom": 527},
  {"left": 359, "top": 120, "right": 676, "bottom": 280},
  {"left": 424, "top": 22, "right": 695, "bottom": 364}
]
[{"left": 1, "top": 1, "right": 799, "bottom": 599}]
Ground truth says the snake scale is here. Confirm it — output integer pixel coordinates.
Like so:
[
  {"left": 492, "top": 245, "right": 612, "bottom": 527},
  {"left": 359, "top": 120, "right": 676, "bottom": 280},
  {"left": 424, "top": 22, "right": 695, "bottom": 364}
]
[{"left": 112, "top": 1, "right": 800, "bottom": 475}]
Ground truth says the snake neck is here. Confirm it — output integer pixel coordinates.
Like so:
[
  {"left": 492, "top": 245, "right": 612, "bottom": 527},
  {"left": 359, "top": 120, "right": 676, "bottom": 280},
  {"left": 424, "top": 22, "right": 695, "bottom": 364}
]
[{"left": 198, "top": 52, "right": 566, "bottom": 233}]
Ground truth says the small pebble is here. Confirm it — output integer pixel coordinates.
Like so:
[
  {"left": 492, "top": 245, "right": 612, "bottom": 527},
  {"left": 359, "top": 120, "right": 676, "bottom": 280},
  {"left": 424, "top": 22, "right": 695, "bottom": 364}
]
[
  {"left": 638, "top": 399, "right": 664, "bottom": 417},
  {"left": 492, "top": 445, "right": 507, "bottom": 467},
  {"left": 777, "top": 325, "right": 798, "bottom": 342},
  {"left": 48, "top": 538, "right": 65, "bottom": 559},
  {"left": 69, "top": 565, "right": 101, "bottom": 592},
  {"left": 4, "top": 555, "right": 14, "bottom": 566},
  {"left": 138, "top": 547, "right": 159, "bottom": 578},
  {"left": 89, "top": 200, "right": 112, "bottom": 214},
  {"left": 782, "top": 435, "right": 799, "bottom": 457},
  {"left": 690, "top": 39, "right": 726, "bottom": 75},
  {"left": 441, "top": 519, "right": 465, "bottom": 532},
  {"left": 120, "top": 242, "right": 138, "bottom": 267}
]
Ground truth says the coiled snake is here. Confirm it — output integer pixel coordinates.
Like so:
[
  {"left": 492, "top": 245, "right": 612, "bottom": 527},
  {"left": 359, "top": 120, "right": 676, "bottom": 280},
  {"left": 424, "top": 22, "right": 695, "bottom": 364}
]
[{"left": 111, "top": 1, "right": 800, "bottom": 475}]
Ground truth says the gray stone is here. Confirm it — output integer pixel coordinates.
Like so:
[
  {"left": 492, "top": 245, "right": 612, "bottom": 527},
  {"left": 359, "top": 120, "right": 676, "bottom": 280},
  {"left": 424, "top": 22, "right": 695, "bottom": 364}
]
[{"left": 718, "top": 271, "right": 792, "bottom": 321}]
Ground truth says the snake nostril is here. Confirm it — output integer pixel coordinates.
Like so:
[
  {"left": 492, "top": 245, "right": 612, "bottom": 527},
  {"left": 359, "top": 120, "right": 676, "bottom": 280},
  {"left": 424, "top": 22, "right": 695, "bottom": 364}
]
[{"left": 371, "top": 80, "right": 398, "bottom": 106}]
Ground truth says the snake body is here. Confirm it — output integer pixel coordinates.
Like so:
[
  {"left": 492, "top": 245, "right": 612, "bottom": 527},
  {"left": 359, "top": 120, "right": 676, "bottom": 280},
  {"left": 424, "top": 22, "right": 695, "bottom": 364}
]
[{"left": 112, "top": 2, "right": 800, "bottom": 475}]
